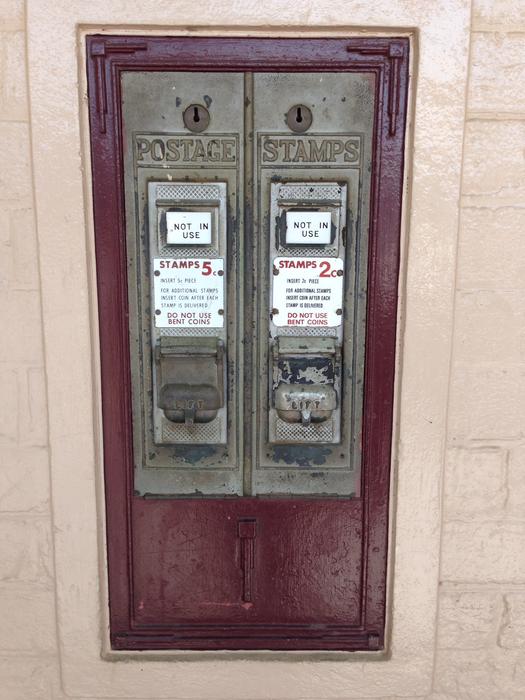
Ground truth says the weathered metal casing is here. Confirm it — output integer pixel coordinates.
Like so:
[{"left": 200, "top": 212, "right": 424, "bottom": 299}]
[
  {"left": 252, "top": 72, "right": 373, "bottom": 496},
  {"left": 122, "top": 72, "right": 244, "bottom": 496},
  {"left": 123, "top": 70, "right": 373, "bottom": 497}
]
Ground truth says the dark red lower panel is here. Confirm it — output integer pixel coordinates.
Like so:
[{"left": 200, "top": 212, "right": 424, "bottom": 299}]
[{"left": 121, "top": 498, "right": 367, "bottom": 649}]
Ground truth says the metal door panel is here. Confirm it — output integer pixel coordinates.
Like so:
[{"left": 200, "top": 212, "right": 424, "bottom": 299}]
[{"left": 87, "top": 36, "right": 409, "bottom": 651}]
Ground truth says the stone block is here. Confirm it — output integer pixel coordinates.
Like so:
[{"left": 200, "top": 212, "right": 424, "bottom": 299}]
[
  {"left": 434, "top": 646, "right": 525, "bottom": 699},
  {"left": 442, "top": 521, "right": 525, "bottom": 582},
  {"left": 0, "top": 655, "right": 59, "bottom": 700},
  {"left": 0, "top": 0, "right": 24, "bottom": 30},
  {"left": 499, "top": 593, "right": 525, "bottom": 648},
  {"left": 454, "top": 290, "right": 525, "bottom": 364},
  {"left": 473, "top": 0, "right": 525, "bottom": 30},
  {"left": 437, "top": 588, "right": 499, "bottom": 649},
  {"left": 448, "top": 363, "right": 525, "bottom": 441},
  {"left": 8, "top": 207, "right": 39, "bottom": 291},
  {"left": 0, "top": 207, "right": 9, "bottom": 292},
  {"left": 0, "top": 585, "right": 56, "bottom": 651},
  {"left": 0, "top": 206, "right": 9, "bottom": 243},
  {"left": 0, "top": 122, "right": 31, "bottom": 201},
  {"left": 444, "top": 448, "right": 506, "bottom": 521},
  {"left": 18, "top": 366, "right": 48, "bottom": 447},
  {"left": 462, "top": 121, "right": 525, "bottom": 208},
  {"left": 0, "top": 290, "right": 44, "bottom": 365},
  {"left": 507, "top": 444, "right": 525, "bottom": 519},
  {"left": 468, "top": 33, "right": 525, "bottom": 113},
  {"left": 434, "top": 648, "right": 493, "bottom": 699},
  {"left": 458, "top": 207, "right": 525, "bottom": 291},
  {"left": 0, "top": 366, "right": 18, "bottom": 445},
  {"left": 0, "top": 445, "right": 49, "bottom": 512},
  {"left": 0, "top": 516, "right": 52, "bottom": 583},
  {"left": 0, "top": 31, "right": 28, "bottom": 121}
]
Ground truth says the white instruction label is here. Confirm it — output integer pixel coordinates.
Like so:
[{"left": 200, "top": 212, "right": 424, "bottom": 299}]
[
  {"left": 272, "top": 257, "right": 344, "bottom": 327},
  {"left": 166, "top": 211, "right": 212, "bottom": 245},
  {"left": 153, "top": 258, "right": 224, "bottom": 328},
  {"left": 285, "top": 211, "right": 331, "bottom": 244}
]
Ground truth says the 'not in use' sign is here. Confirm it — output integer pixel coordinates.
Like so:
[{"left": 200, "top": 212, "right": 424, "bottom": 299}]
[
  {"left": 166, "top": 211, "right": 212, "bottom": 245},
  {"left": 285, "top": 211, "right": 332, "bottom": 244}
]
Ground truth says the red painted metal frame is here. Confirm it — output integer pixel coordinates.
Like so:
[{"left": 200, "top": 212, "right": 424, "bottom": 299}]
[{"left": 86, "top": 36, "right": 409, "bottom": 651}]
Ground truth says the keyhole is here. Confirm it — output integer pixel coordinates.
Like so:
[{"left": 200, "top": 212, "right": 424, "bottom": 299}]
[
  {"left": 183, "top": 103, "right": 210, "bottom": 133},
  {"left": 286, "top": 104, "right": 312, "bottom": 133}
]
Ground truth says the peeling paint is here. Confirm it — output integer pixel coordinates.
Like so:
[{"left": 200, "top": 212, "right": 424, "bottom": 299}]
[{"left": 271, "top": 445, "right": 332, "bottom": 467}]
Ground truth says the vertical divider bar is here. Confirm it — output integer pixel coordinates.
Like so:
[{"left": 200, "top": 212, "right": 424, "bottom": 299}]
[{"left": 243, "top": 72, "right": 254, "bottom": 496}]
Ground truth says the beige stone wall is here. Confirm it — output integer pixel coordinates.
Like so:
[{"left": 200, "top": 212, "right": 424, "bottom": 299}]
[
  {"left": 0, "top": 1, "right": 61, "bottom": 697},
  {"left": 435, "top": 3, "right": 525, "bottom": 697},
  {"left": 0, "top": 0, "right": 523, "bottom": 698}
]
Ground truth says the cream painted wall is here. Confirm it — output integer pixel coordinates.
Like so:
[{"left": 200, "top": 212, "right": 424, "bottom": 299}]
[{"left": 0, "top": 0, "right": 523, "bottom": 698}]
